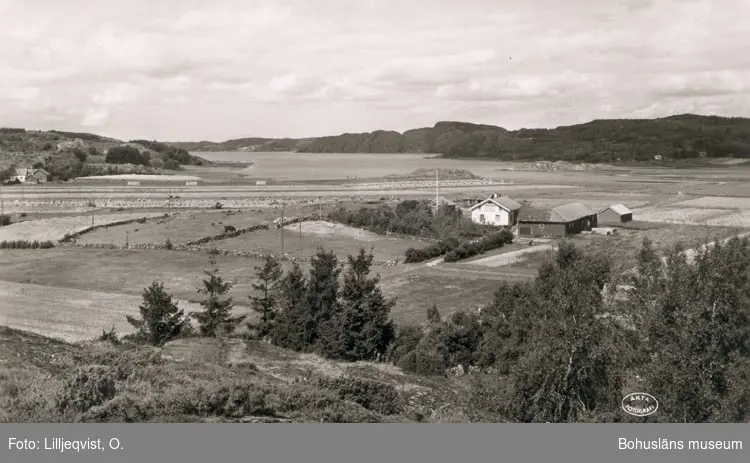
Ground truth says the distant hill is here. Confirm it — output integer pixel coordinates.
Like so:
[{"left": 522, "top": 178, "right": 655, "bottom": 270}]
[
  {"left": 174, "top": 114, "right": 750, "bottom": 162},
  {"left": 0, "top": 128, "right": 208, "bottom": 182}
]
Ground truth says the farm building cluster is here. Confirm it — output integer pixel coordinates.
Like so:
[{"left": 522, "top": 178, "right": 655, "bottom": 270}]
[
  {"left": 8, "top": 167, "right": 50, "bottom": 184},
  {"left": 465, "top": 193, "right": 633, "bottom": 238}
]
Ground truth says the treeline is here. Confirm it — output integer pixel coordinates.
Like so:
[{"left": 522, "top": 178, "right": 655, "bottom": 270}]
[
  {"left": 124, "top": 247, "right": 394, "bottom": 363},
  {"left": 392, "top": 238, "right": 750, "bottom": 422},
  {"left": 105, "top": 146, "right": 151, "bottom": 166},
  {"left": 0, "top": 240, "right": 55, "bottom": 249},
  {"left": 328, "top": 200, "right": 489, "bottom": 240},
  {"left": 211, "top": 114, "right": 750, "bottom": 163},
  {"left": 130, "top": 140, "right": 205, "bottom": 166},
  {"left": 114, "top": 236, "right": 750, "bottom": 422}
]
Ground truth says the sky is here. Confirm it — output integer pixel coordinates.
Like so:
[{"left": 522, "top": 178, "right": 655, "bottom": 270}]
[{"left": 1, "top": 0, "right": 749, "bottom": 141}]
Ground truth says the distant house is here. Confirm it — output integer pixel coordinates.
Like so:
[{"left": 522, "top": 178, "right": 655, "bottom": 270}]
[
  {"left": 469, "top": 193, "right": 522, "bottom": 226},
  {"left": 428, "top": 197, "right": 457, "bottom": 212},
  {"left": 517, "top": 202, "right": 598, "bottom": 238},
  {"left": 11, "top": 168, "right": 29, "bottom": 183},
  {"left": 598, "top": 204, "right": 633, "bottom": 225},
  {"left": 25, "top": 168, "right": 49, "bottom": 184}
]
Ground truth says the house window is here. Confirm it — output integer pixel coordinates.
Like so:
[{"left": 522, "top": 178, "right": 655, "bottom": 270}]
[
  {"left": 539, "top": 223, "right": 545, "bottom": 229},
  {"left": 479, "top": 214, "right": 485, "bottom": 223}
]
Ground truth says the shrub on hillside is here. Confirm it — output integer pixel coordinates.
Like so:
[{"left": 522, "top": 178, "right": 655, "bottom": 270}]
[
  {"left": 163, "top": 159, "right": 180, "bottom": 170},
  {"left": 443, "top": 229, "right": 514, "bottom": 262},
  {"left": 105, "top": 146, "right": 150, "bottom": 166},
  {"left": 72, "top": 148, "right": 87, "bottom": 163},
  {"left": 0, "top": 215, "right": 10, "bottom": 226},
  {"left": 57, "top": 366, "right": 118, "bottom": 413},
  {"left": 312, "top": 376, "right": 403, "bottom": 415}
]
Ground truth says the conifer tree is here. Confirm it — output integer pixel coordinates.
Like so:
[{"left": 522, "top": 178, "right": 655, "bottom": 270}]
[
  {"left": 318, "top": 248, "right": 395, "bottom": 361},
  {"left": 270, "top": 262, "right": 309, "bottom": 350},
  {"left": 248, "top": 255, "right": 283, "bottom": 338},
  {"left": 304, "top": 247, "right": 341, "bottom": 348},
  {"left": 126, "top": 280, "right": 187, "bottom": 346},
  {"left": 426, "top": 304, "right": 441, "bottom": 325},
  {"left": 191, "top": 253, "right": 246, "bottom": 337}
]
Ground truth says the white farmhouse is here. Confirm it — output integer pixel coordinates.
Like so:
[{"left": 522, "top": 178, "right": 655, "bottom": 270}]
[
  {"left": 469, "top": 193, "right": 522, "bottom": 226},
  {"left": 11, "top": 168, "right": 29, "bottom": 183}
]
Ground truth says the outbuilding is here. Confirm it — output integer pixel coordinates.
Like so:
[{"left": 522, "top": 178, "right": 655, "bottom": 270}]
[
  {"left": 517, "top": 202, "right": 598, "bottom": 238},
  {"left": 598, "top": 204, "right": 633, "bottom": 225}
]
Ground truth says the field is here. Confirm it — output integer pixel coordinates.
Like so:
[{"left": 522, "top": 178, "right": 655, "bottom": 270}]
[
  {"left": 5, "top": 155, "right": 750, "bottom": 346},
  {"left": 672, "top": 196, "right": 750, "bottom": 209},
  {"left": 76, "top": 210, "right": 272, "bottom": 246},
  {"left": 630, "top": 206, "right": 732, "bottom": 225},
  {"left": 0, "top": 212, "right": 168, "bottom": 242},
  {"left": 0, "top": 280, "right": 203, "bottom": 342},
  {"left": 203, "top": 221, "right": 425, "bottom": 262}
]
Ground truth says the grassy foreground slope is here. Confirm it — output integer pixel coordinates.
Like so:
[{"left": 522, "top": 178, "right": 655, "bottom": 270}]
[
  {"left": 173, "top": 114, "right": 750, "bottom": 163},
  {"left": 0, "top": 326, "right": 476, "bottom": 423}
]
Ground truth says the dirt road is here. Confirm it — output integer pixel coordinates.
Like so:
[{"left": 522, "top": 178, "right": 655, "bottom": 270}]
[{"left": 469, "top": 244, "right": 555, "bottom": 267}]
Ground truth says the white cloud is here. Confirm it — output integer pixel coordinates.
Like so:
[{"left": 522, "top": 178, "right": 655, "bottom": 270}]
[
  {"left": 82, "top": 107, "right": 110, "bottom": 127},
  {"left": 0, "top": 0, "right": 748, "bottom": 139}
]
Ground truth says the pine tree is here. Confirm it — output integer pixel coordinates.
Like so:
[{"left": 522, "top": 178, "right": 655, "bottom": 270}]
[
  {"left": 270, "top": 262, "right": 309, "bottom": 350},
  {"left": 248, "top": 255, "right": 283, "bottom": 339},
  {"left": 304, "top": 247, "right": 341, "bottom": 348},
  {"left": 191, "top": 253, "right": 246, "bottom": 337},
  {"left": 426, "top": 304, "right": 441, "bottom": 325},
  {"left": 318, "top": 248, "right": 395, "bottom": 361},
  {"left": 126, "top": 281, "right": 187, "bottom": 346}
]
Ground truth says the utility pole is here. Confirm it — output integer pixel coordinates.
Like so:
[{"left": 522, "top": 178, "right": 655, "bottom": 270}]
[
  {"left": 318, "top": 196, "right": 322, "bottom": 220},
  {"left": 91, "top": 199, "right": 95, "bottom": 227},
  {"left": 168, "top": 188, "right": 171, "bottom": 215},
  {"left": 280, "top": 203, "right": 285, "bottom": 255},
  {"left": 435, "top": 169, "right": 439, "bottom": 211},
  {"left": 0, "top": 183, "right": 4, "bottom": 219},
  {"left": 299, "top": 219, "right": 302, "bottom": 250}
]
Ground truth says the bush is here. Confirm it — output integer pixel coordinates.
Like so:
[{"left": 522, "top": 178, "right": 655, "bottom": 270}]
[
  {"left": 404, "top": 236, "right": 462, "bottom": 263},
  {"left": 57, "top": 366, "right": 118, "bottom": 413},
  {"left": 105, "top": 146, "right": 150, "bottom": 166},
  {"left": 397, "top": 350, "right": 447, "bottom": 376},
  {"left": 444, "top": 229, "right": 514, "bottom": 262},
  {"left": 386, "top": 325, "right": 424, "bottom": 364},
  {"left": 163, "top": 159, "right": 180, "bottom": 170},
  {"left": 0, "top": 240, "right": 55, "bottom": 249},
  {"left": 73, "top": 148, "right": 87, "bottom": 163},
  {"left": 0, "top": 215, "right": 10, "bottom": 226},
  {"left": 312, "top": 376, "right": 403, "bottom": 415}
]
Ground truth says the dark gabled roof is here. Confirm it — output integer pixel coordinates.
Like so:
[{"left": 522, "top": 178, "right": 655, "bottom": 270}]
[
  {"left": 519, "top": 202, "right": 596, "bottom": 223},
  {"left": 551, "top": 202, "right": 596, "bottom": 222},
  {"left": 518, "top": 207, "right": 556, "bottom": 222}
]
